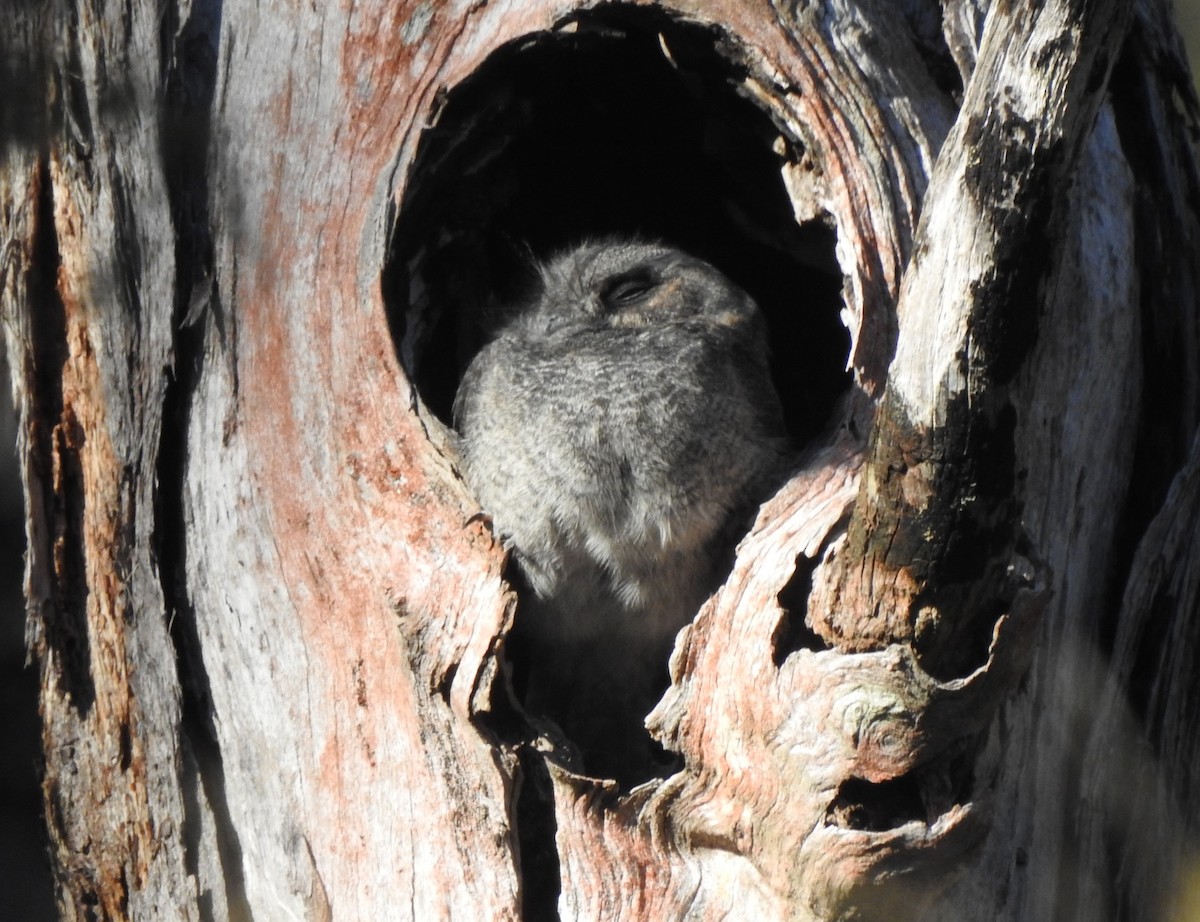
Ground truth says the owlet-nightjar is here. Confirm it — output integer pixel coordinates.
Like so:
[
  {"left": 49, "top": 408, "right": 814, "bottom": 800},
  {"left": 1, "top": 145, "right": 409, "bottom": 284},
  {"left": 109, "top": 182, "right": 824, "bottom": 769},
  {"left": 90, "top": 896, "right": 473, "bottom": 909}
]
[{"left": 454, "top": 240, "right": 788, "bottom": 782}]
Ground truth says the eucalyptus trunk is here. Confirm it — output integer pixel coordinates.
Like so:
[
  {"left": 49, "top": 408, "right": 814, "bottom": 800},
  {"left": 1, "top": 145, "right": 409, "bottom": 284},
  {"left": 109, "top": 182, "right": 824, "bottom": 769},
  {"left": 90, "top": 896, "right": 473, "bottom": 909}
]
[{"left": 2, "top": 0, "right": 1198, "bottom": 920}]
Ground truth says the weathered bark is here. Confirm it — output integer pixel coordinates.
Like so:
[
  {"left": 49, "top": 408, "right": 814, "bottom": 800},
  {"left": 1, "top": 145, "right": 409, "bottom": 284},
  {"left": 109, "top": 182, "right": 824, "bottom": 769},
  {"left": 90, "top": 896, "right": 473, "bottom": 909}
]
[{"left": 2, "top": 0, "right": 1199, "bottom": 920}]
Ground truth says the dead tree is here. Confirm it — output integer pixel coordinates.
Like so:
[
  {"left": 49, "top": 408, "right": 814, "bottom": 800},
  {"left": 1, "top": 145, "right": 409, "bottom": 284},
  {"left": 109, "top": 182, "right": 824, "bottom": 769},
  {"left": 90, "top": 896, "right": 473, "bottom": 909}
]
[{"left": 2, "top": 0, "right": 1199, "bottom": 919}]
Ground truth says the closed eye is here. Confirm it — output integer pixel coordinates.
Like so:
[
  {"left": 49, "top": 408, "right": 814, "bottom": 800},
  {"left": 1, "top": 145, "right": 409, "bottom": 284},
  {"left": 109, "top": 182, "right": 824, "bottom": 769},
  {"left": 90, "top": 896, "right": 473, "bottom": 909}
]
[{"left": 602, "top": 272, "right": 657, "bottom": 307}]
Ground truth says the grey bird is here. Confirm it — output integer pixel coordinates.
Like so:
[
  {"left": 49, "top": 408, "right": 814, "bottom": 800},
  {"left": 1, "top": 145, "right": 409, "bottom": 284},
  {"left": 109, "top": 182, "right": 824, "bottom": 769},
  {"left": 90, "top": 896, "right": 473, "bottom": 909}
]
[{"left": 454, "top": 240, "right": 788, "bottom": 783}]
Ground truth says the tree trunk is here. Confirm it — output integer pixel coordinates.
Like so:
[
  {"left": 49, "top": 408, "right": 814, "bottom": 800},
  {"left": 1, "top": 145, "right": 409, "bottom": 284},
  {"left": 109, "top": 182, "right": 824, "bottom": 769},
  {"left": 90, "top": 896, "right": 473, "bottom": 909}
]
[{"left": 3, "top": 0, "right": 1199, "bottom": 919}]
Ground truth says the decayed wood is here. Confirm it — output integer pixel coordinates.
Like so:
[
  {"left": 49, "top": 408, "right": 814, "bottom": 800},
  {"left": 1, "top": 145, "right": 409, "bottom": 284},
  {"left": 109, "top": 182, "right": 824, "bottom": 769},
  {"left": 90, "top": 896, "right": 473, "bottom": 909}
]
[
  {"left": 2, "top": 0, "right": 1199, "bottom": 920},
  {"left": 812, "top": 0, "right": 1131, "bottom": 660},
  {"left": 2, "top": 1, "right": 198, "bottom": 917},
  {"left": 930, "top": 3, "right": 1200, "bottom": 917}
]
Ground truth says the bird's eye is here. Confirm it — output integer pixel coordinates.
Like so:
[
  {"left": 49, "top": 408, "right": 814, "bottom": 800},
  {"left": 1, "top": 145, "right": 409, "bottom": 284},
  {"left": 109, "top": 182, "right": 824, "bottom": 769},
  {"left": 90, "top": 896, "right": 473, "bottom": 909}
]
[{"left": 603, "top": 273, "right": 657, "bottom": 306}]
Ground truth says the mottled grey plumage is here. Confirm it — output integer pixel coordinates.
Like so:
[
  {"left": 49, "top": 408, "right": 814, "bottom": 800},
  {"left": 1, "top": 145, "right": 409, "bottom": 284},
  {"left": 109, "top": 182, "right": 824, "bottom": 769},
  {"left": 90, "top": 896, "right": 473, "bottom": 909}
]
[{"left": 454, "top": 240, "right": 787, "bottom": 781}]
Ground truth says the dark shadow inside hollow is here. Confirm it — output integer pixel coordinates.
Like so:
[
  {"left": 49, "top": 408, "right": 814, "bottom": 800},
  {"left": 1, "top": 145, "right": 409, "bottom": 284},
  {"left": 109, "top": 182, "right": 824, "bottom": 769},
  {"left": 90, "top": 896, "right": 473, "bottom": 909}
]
[
  {"left": 825, "top": 739, "right": 977, "bottom": 832},
  {"left": 385, "top": 6, "right": 851, "bottom": 442},
  {"left": 773, "top": 553, "right": 832, "bottom": 665},
  {"left": 384, "top": 5, "right": 852, "bottom": 785}
]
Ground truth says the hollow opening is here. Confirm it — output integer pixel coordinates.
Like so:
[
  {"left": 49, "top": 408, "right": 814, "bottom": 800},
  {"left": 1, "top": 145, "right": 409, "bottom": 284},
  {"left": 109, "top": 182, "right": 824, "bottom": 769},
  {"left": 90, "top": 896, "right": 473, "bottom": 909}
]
[
  {"left": 385, "top": 6, "right": 851, "bottom": 442},
  {"left": 772, "top": 553, "right": 831, "bottom": 665},
  {"left": 825, "top": 741, "right": 976, "bottom": 832},
  {"left": 385, "top": 5, "right": 853, "bottom": 784},
  {"left": 826, "top": 775, "right": 928, "bottom": 832}
]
